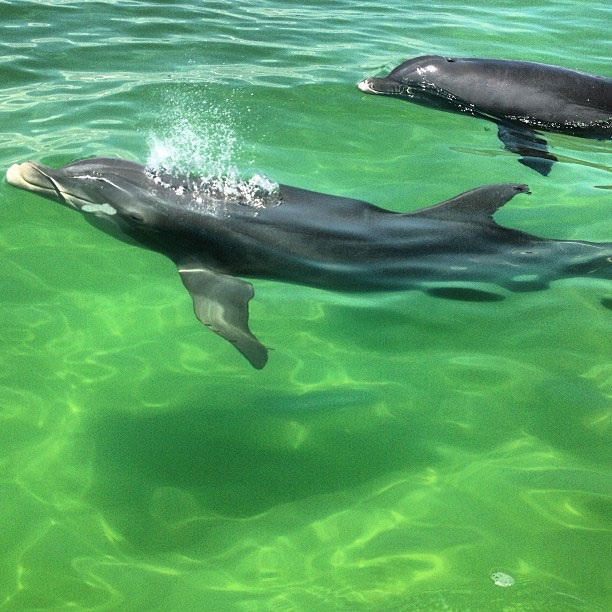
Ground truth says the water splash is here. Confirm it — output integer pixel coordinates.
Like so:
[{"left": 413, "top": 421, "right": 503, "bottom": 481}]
[
  {"left": 147, "top": 111, "right": 238, "bottom": 179},
  {"left": 146, "top": 99, "right": 280, "bottom": 210}
]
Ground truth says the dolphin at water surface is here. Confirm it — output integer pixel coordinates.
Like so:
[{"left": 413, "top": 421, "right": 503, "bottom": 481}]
[
  {"left": 6, "top": 157, "right": 611, "bottom": 368},
  {"left": 358, "top": 56, "right": 612, "bottom": 175}
]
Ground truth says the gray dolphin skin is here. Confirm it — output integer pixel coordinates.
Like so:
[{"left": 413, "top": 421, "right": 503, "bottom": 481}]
[
  {"left": 358, "top": 56, "right": 612, "bottom": 175},
  {"left": 6, "top": 157, "right": 612, "bottom": 368}
]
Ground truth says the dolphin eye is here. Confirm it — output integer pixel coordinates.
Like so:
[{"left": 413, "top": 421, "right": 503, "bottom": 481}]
[
  {"left": 445, "top": 57, "right": 455, "bottom": 63},
  {"left": 127, "top": 212, "right": 144, "bottom": 222}
]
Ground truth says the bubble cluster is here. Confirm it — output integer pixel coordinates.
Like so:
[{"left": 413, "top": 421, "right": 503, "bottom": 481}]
[
  {"left": 193, "top": 173, "right": 281, "bottom": 209},
  {"left": 490, "top": 571, "right": 515, "bottom": 587},
  {"left": 144, "top": 168, "right": 281, "bottom": 214}
]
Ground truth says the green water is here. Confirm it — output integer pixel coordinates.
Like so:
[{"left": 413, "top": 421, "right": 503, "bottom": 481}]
[{"left": 1, "top": 1, "right": 611, "bottom": 610}]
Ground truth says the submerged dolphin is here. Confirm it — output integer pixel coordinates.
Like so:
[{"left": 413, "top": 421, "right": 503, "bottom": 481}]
[
  {"left": 358, "top": 55, "right": 612, "bottom": 175},
  {"left": 6, "top": 157, "right": 611, "bottom": 368}
]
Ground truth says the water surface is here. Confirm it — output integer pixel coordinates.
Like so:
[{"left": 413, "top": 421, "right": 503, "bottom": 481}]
[{"left": 1, "top": 1, "right": 610, "bottom": 610}]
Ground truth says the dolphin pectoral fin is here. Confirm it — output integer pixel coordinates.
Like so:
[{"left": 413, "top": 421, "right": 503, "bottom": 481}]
[
  {"left": 517, "top": 155, "right": 555, "bottom": 176},
  {"left": 178, "top": 264, "right": 268, "bottom": 369},
  {"left": 496, "top": 123, "right": 557, "bottom": 176}
]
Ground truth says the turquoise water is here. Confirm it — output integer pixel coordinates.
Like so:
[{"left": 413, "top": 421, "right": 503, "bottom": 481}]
[{"left": 1, "top": 1, "right": 611, "bottom": 610}]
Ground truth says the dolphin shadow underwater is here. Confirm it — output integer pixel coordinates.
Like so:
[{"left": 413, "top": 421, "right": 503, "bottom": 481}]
[
  {"left": 358, "top": 55, "right": 612, "bottom": 176},
  {"left": 6, "top": 157, "right": 612, "bottom": 368}
]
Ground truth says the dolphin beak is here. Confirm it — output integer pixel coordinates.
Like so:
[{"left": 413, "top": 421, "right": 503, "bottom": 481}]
[
  {"left": 357, "top": 77, "right": 403, "bottom": 95},
  {"left": 6, "top": 161, "right": 77, "bottom": 208},
  {"left": 6, "top": 162, "right": 36, "bottom": 190},
  {"left": 357, "top": 78, "right": 377, "bottom": 93}
]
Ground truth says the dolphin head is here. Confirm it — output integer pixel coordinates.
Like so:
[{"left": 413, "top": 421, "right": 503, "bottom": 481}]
[
  {"left": 6, "top": 157, "right": 172, "bottom": 229},
  {"left": 6, "top": 156, "right": 282, "bottom": 259},
  {"left": 358, "top": 55, "right": 456, "bottom": 96}
]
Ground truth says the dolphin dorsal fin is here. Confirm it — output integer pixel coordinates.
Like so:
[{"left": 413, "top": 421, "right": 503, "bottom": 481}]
[{"left": 409, "top": 184, "right": 529, "bottom": 222}]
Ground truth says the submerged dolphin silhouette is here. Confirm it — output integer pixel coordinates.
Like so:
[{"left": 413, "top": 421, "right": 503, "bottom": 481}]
[
  {"left": 358, "top": 56, "right": 612, "bottom": 175},
  {"left": 6, "top": 157, "right": 611, "bottom": 368}
]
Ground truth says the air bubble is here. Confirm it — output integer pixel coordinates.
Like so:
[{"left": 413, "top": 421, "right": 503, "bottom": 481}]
[{"left": 490, "top": 571, "right": 515, "bottom": 587}]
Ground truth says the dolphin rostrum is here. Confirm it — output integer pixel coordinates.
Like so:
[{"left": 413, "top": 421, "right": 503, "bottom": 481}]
[
  {"left": 358, "top": 56, "right": 612, "bottom": 175},
  {"left": 6, "top": 157, "right": 611, "bottom": 368}
]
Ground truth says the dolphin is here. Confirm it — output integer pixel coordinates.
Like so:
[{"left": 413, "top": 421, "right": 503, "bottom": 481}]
[
  {"left": 358, "top": 55, "right": 612, "bottom": 175},
  {"left": 6, "top": 157, "right": 611, "bottom": 368}
]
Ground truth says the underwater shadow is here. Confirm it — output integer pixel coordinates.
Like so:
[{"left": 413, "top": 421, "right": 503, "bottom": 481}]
[{"left": 83, "top": 391, "right": 438, "bottom": 552}]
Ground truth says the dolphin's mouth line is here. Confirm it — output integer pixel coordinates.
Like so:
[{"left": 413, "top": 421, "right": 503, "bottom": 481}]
[
  {"left": 357, "top": 79, "right": 379, "bottom": 94},
  {"left": 358, "top": 77, "right": 425, "bottom": 99},
  {"left": 358, "top": 78, "right": 493, "bottom": 122},
  {"left": 7, "top": 162, "right": 97, "bottom": 209},
  {"left": 358, "top": 77, "right": 406, "bottom": 95},
  {"left": 28, "top": 163, "right": 76, "bottom": 208}
]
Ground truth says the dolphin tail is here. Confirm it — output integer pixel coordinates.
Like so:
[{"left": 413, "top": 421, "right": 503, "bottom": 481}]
[
  {"left": 177, "top": 261, "right": 268, "bottom": 369},
  {"left": 496, "top": 123, "right": 557, "bottom": 176}
]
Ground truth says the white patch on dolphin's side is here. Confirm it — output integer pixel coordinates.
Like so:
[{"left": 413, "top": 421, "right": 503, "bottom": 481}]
[{"left": 81, "top": 203, "right": 117, "bottom": 215}]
